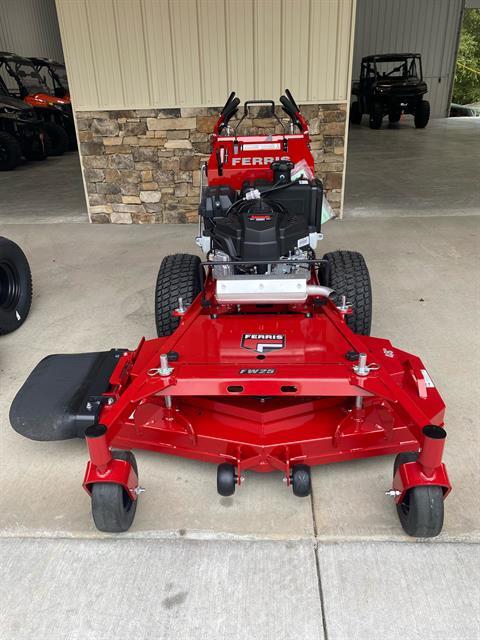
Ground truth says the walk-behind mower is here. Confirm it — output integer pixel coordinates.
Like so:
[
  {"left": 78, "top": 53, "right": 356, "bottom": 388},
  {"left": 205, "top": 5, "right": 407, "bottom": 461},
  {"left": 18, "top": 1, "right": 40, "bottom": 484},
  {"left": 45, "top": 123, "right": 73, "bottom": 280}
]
[
  {"left": 10, "top": 91, "right": 450, "bottom": 537},
  {"left": 0, "top": 52, "right": 75, "bottom": 154}
]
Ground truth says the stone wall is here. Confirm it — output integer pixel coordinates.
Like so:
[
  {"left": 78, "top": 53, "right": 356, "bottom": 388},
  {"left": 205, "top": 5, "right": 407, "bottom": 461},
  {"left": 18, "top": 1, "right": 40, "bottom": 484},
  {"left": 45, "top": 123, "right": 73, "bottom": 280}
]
[{"left": 76, "top": 104, "right": 346, "bottom": 224}]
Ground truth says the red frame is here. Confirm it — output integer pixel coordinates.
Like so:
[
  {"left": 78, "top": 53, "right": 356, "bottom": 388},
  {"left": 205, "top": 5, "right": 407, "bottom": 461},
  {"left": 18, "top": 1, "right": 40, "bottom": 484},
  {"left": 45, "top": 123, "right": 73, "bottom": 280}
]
[
  {"left": 83, "top": 97, "right": 451, "bottom": 504},
  {"left": 83, "top": 270, "right": 450, "bottom": 500}
]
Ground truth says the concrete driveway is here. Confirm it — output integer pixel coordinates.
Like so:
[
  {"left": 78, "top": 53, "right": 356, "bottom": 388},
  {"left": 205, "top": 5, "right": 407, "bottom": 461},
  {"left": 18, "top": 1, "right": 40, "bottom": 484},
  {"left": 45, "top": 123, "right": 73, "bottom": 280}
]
[{"left": 1, "top": 218, "right": 479, "bottom": 638}]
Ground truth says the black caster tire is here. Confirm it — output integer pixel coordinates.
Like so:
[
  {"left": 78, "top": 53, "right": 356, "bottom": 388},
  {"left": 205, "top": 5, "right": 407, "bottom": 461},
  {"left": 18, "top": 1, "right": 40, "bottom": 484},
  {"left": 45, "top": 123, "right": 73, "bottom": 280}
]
[
  {"left": 155, "top": 253, "right": 204, "bottom": 337},
  {"left": 0, "top": 236, "right": 33, "bottom": 335},
  {"left": 393, "top": 452, "right": 444, "bottom": 538},
  {"left": 91, "top": 450, "right": 138, "bottom": 533},
  {"left": 291, "top": 464, "right": 311, "bottom": 497},
  {"left": 217, "top": 463, "right": 236, "bottom": 497}
]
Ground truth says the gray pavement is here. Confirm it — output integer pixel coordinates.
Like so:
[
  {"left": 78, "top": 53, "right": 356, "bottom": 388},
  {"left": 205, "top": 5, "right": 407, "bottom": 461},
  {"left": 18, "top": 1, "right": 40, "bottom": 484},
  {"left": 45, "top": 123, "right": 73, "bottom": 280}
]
[
  {"left": 1, "top": 537, "right": 478, "bottom": 640},
  {"left": 1, "top": 218, "right": 478, "bottom": 542},
  {"left": 344, "top": 117, "right": 480, "bottom": 218},
  {"left": 0, "top": 151, "right": 87, "bottom": 223}
]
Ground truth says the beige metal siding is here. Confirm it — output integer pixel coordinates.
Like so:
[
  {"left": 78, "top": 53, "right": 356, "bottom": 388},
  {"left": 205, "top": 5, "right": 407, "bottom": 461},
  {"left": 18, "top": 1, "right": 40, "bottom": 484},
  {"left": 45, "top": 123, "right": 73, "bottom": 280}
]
[
  {"left": 353, "top": 0, "right": 464, "bottom": 117},
  {"left": 56, "top": 0, "right": 355, "bottom": 111}
]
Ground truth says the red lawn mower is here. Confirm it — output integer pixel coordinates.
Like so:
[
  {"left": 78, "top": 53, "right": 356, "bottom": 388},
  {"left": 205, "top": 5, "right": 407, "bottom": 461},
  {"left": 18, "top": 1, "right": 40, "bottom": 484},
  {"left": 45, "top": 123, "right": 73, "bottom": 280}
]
[{"left": 10, "top": 91, "right": 450, "bottom": 536}]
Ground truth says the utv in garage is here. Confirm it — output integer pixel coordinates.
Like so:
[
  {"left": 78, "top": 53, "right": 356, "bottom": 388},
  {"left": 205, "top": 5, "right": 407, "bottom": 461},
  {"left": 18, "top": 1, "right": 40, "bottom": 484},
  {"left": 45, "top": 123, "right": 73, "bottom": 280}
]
[
  {"left": 29, "top": 57, "right": 70, "bottom": 100},
  {"left": 0, "top": 52, "right": 74, "bottom": 154},
  {"left": 0, "top": 78, "right": 48, "bottom": 170},
  {"left": 351, "top": 53, "right": 430, "bottom": 129}
]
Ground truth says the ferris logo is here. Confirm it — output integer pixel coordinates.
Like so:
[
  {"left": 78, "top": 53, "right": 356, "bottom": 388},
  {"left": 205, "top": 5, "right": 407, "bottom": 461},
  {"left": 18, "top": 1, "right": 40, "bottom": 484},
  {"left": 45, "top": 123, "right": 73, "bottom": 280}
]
[
  {"left": 241, "top": 333, "right": 286, "bottom": 353},
  {"left": 232, "top": 156, "right": 290, "bottom": 167}
]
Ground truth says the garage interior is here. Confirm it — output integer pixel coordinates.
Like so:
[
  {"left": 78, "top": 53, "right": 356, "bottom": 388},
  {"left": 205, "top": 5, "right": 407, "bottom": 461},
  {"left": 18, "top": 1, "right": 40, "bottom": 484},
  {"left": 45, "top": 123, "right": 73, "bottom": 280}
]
[{"left": 0, "top": 1, "right": 479, "bottom": 639}]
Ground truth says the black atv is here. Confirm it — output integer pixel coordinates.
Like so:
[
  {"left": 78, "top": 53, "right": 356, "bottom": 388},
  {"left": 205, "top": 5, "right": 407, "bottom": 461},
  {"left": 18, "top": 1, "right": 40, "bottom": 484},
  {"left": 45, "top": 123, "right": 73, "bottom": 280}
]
[
  {"left": 0, "top": 237, "right": 32, "bottom": 334},
  {"left": 0, "top": 80, "right": 48, "bottom": 170},
  {"left": 0, "top": 51, "right": 73, "bottom": 154},
  {"left": 351, "top": 53, "right": 430, "bottom": 129},
  {"left": 29, "top": 57, "right": 69, "bottom": 99}
]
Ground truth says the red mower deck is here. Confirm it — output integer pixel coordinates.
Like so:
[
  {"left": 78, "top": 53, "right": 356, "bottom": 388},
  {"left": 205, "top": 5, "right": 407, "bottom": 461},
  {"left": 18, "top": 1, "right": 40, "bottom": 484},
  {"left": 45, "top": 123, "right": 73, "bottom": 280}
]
[{"left": 10, "top": 91, "right": 451, "bottom": 536}]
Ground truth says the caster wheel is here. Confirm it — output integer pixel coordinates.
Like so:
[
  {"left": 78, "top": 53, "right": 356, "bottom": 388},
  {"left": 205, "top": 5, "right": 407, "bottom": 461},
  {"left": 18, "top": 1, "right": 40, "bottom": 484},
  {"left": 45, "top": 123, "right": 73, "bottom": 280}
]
[
  {"left": 217, "top": 463, "right": 237, "bottom": 497},
  {"left": 291, "top": 464, "right": 311, "bottom": 497},
  {"left": 91, "top": 450, "right": 138, "bottom": 533},
  {"left": 393, "top": 452, "right": 444, "bottom": 538}
]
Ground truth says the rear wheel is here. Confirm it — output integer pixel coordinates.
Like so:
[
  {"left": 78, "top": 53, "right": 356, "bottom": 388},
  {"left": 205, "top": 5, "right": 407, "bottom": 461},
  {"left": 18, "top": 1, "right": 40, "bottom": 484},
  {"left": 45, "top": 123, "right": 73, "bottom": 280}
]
[
  {"left": 393, "top": 452, "right": 444, "bottom": 537},
  {"left": 91, "top": 450, "right": 138, "bottom": 533},
  {"left": 320, "top": 250, "right": 372, "bottom": 335},
  {"left": 0, "top": 236, "right": 33, "bottom": 335},
  {"left": 43, "top": 122, "right": 68, "bottom": 156},
  {"left": 369, "top": 101, "right": 383, "bottom": 129},
  {"left": 388, "top": 109, "right": 401, "bottom": 123},
  {"left": 0, "top": 131, "right": 22, "bottom": 170},
  {"left": 414, "top": 100, "right": 430, "bottom": 128},
  {"left": 23, "top": 133, "right": 48, "bottom": 161},
  {"left": 350, "top": 101, "right": 362, "bottom": 124},
  {"left": 155, "top": 253, "right": 203, "bottom": 336}
]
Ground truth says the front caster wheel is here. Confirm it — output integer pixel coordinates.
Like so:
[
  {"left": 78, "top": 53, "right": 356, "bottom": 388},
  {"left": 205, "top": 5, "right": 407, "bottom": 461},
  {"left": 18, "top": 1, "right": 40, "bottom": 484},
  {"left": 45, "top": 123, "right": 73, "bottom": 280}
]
[
  {"left": 217, "top": 463, "right": 237, "bottom": 496},
  {"left": 91, "top": 451, "right": 138, "bottom": 532},
  {"left": 393, "top": 452, "right": 444, "bottom": 538},
  {"left": 291, "top": 464, "right": 311, "bottom": 497}
]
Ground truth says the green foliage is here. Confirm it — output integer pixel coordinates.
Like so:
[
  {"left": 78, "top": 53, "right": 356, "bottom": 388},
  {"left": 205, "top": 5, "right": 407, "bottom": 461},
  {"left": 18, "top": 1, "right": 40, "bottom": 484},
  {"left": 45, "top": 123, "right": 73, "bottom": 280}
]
[{"left": 452, "top": 9, "right": 480, "bottom": 105}]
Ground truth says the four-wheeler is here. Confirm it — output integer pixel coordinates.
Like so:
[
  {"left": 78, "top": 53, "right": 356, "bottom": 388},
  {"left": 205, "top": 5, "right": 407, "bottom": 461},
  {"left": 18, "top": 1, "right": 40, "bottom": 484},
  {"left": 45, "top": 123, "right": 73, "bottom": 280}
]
[
  {"left": 0, "top": 78, "right": 48, "bottom": 170},
  {"left": 0, "top": 51, "right": 74, "bottom": 154},
  {"left": 10, "top": 91, "right": 450, "bottom": 537},
  {"left": 29, "top": 57, "right": 70, "bottom": 99},
  {"left": 351, "top": 53, "right": 430, "bottom": 129},
  {"left": 0, "top": 237, "right": 32, "bottom": 334}
]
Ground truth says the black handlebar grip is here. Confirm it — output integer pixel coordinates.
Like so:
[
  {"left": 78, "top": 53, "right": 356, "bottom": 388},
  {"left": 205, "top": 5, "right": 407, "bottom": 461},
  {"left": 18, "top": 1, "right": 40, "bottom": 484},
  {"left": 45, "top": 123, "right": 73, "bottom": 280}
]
[
  {"left": 221, "top": 91, "right": 236, "bottom": 114},
  {"left": 285, "top": 89, "right": 299, "bottom": 112}
]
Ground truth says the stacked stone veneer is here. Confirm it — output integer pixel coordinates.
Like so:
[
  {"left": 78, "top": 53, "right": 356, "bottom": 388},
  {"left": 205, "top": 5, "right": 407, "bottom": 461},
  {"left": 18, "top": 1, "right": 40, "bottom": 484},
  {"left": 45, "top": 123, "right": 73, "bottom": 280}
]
[{"left": 76, "top": 104, "right": 346, "bottom": 224}]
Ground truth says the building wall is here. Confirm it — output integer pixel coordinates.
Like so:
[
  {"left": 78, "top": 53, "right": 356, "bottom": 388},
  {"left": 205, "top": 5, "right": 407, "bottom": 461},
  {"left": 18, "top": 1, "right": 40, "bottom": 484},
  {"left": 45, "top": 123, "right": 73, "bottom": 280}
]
[
  {"left": 0, "top": 0, "right": 64, "bottom": 61},
  {"left": 78, "top": 104, "right": 346, "bottom": 224},
  {"left": 55, "top": 0, "right": 356, "bottom": 223},
  {"left": 56, "top": 0, "right": 355, "bottom": 111},
  {"left": 353, "top": 0, "right": 464, "bottom": 118}
]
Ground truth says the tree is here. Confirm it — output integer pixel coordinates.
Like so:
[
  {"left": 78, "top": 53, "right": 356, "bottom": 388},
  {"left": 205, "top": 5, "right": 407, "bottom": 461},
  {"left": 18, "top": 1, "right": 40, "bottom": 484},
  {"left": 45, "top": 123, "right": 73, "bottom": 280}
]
[{"left": 452, "top": 9, "right": 480, "bottom": 105}]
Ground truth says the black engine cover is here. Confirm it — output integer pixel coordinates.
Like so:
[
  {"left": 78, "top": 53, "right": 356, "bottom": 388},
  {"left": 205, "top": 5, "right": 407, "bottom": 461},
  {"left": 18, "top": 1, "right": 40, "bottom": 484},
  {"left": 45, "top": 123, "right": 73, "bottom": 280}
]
[{"left": 213, "top": 200, "right": 308, "bottom": 262}]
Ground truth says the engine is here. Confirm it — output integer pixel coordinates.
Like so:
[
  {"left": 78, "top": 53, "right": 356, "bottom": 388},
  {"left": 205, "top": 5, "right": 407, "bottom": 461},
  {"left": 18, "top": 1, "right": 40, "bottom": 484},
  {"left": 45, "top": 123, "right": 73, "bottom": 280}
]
[{"left": 198, "top": 162, "right": 323, "bottom": 277}]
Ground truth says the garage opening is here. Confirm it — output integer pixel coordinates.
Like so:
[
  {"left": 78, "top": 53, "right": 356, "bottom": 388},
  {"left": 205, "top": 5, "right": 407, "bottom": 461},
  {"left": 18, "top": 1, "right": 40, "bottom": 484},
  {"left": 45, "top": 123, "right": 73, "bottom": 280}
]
[
  {"left": 344, "top": 0, "right": 480, "bottom": 219},
  {"left": 0, "top": 0, "right": 87, "bottom": 223}
]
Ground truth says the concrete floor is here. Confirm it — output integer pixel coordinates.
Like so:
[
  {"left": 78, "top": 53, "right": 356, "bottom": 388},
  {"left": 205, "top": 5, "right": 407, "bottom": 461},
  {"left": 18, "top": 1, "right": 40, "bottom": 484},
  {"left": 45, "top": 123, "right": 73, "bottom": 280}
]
[
  {"left": 1, "top": 118, "right": 479, "bottom": 638},
  {"left": 0, "top": 151, "right": 87, "bottom": 223},
  {"left": 1, "top": 219, "right": 479, "bottom": 637},
  {"left": 344, "top": 117, "right": 480, "bottom": 217}
]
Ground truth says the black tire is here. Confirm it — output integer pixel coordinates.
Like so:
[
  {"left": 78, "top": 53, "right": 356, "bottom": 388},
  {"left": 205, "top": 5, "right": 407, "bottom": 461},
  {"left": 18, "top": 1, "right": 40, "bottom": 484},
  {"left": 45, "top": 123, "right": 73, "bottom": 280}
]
[
  {"left": 91, "top": 450, "right": 138, "bottom": 533},
  {"left": 414, "top": 100, "right": 430, "bottom": 128},
  {"left": 217, "top": 463, "right": 236, "bottom": 497},
  {"left": 23, "top": 133, "right": 48, "bottom": 161},
  {"left": 155, "top": 253, "right": 203, "bottom": 337},
  {"left": 350, "top": 101, "right": 362, "bottom": 124},
  {"left": 388, "top": 109, "right": 401, "bottom": 123},
  {"left": 42, "top": 122, "right": 68, "bottom": 156},
  {"left": 0, "top": 237, "right": 33, "bottom": 335},
  {"left": 291, "top": 464, "right": 311, "bottom": 497},
  {"left": 320, "top": 250, "right": 372, "bottom": 335},
  {"left": 393, "top": 452, "right": 444, "bottom": 537},
  {"left": 0, "top": 131, "right": 22, "bottom": 170},
  {"left": 369, "top": 101, "right": 383, "bottom": 129}
]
